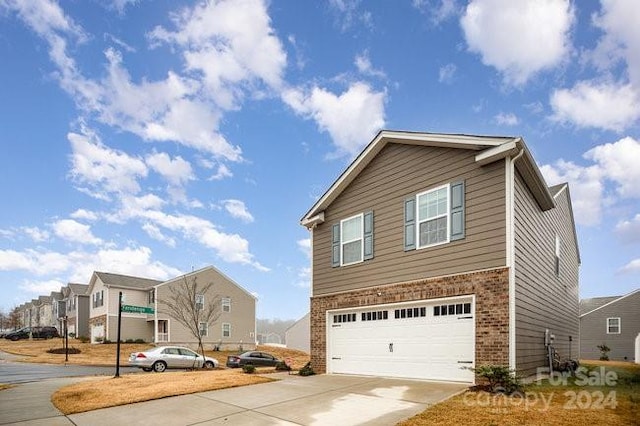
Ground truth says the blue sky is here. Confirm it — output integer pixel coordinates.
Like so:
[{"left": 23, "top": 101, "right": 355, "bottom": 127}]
[{"left": 0, "top": 0, "right": 638, "bottom": 321}]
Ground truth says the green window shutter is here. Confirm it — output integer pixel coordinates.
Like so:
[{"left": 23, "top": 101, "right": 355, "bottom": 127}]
[
  {"left": 331, "top": 223, "right": 340, "bottom": 267},
  {"left": 404, "top": 198, "right": 416, "bottom": 251},
  {"left": 450, "top": 181, "right": 465, "bottom": 241},
  {"left": 363, "top": 211, "right": 374, "bottom": 260}
]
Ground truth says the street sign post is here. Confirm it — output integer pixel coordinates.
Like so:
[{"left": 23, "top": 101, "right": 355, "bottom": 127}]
[{"left": 121, "top": 305, "right": 154, "bottom": 314}]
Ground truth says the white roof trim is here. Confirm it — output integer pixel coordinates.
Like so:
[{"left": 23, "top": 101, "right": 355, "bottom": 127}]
[
  {"left": 475, "top": 140, "right": 520, "bottom": 165},
  {"left": 580, "top": 288, "right": 640, "bottom": 317},
  {"left": 301, "top": 130, "right": 519, "bottom": 226}
]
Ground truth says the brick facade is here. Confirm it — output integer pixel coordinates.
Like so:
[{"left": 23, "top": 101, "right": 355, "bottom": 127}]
[{"left": 310, "top": 267, "right": 510, "bottom": 374}]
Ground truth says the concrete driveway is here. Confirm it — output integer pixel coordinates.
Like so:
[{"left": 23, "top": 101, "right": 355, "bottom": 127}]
[{"left": 13, "top": 373, "right": 467, "bottom": 426}]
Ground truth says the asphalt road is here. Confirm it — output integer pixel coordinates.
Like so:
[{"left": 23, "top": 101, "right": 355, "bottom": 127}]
[{"left": 0, "top": 351, "right": 139, "bottom": 384}]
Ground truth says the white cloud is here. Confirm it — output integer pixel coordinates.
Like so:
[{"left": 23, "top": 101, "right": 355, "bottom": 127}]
[
  {"left": 222, "top": 200, "right": 254, "bottom": 223},
  {"left": 540, "top": 136, "right": 640, "bottom": 227},
  {"left": 460, "top": 0, "right": 574, "bottom": 85},
  {"left": 209, "top": 163, "right": 233, "bottom": 181},
  {"left": 619, "top": 258, "right": 640, "bottom": 275},
  {"left": 615, "top": 214, "right": 640, "bottom": 244},
  {"left": 282, "top": 82, "right": 386, "bottom": 157},
  {"left": 23, "top": 227, "right": 50, "bottom": 242},
  {"left": 584, "top": 136, "right": 640, "bottom": 198},
  {"left": 550, "top": 82, "right": 640, "bottom": 132},
  {"left": 591, "top": 0, "right": 640, "bottom": 87},
  {"left": 294, "top": 266, "right": 311, "bottom": 288},
  {"left": 540, "top": 160, "right": 604, "bottom": 226},
  {"left": 53, "top": 219, "right": 103, "bottom": 245},
  {"left": 142, "top": 223, "right": 176, "bottom": 247},
  {"left": 413, "top": 0, "right": 459, "bottom": 25},
  {"left": 145, "top": 152, "right": 195, "bottom": 186},
  {"left": 68, "top": 127, "right": 147, "bottom": 197},
  {"left": 70, "top": 209, "right": 98, "bottom": 221},
  {"left": 0, "top": 245, "right": 181, "bottom": 282},
  {"left": 438, "top": 63, "right": 457, "bottom": 84},
  {"left": 354, "top": 51, "right": 386, "bottom": 79},
  {"left": 148, "top": 0, "right": 287, "bottom": 107},
  {"left": 328, "top": 0, "right": 371, "bottom": 31},
  {"left": 297, "top": 238, "right": 311, "bottom": 259},
  {"left": 19, "top": 279, "right": 65, "bottom": 295},
  {"left": 494, "top": 112, "right": 519, "bottom": 126}
]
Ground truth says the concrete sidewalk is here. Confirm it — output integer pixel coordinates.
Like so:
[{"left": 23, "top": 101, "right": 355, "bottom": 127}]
[{"left": 1, "top": 373, "right": 467, "bottom": 425}]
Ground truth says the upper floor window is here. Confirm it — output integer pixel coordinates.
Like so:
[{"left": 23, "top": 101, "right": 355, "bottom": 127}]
[
  {"left": 92, "top": 290, "right": 104, "bottom": 308},
  {"left": 405, "top": 181, "right": 465, "bottom": 251},
  {"left": 222, "top": 297, "right": 231, "bottom": 313},
  {"left": 148, "top": 290, "right": 155, "bottom": 304},
  {"left": 331, "top": 211, "right": 374, "bottom": 267},
  {"left": 607, "top": 317, "right": 620, "bottom": 334},
  {"left": 222, "top": 323, "right": 231, "bottom": 337},
  {"left": 554, "top": 234, "right": 561, "bottom": 276},
  {"left": 195, "top": 294, "right": 204, "bottom": 311}
]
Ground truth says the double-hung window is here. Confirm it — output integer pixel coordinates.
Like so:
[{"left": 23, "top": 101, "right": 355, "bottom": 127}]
[
  {"left": 417, "top": 185, "right": 449, "bottom": 247},
  {"left": 222, "top": 297, "right": 231, "bottom": 313},
  {"left": 222, "top": 323, "right": 231, "bottom": 337},
  {"left": 405, "top": 181, "right": 465, "bottom": 250},
  {"left": 607, "top": 317, "right": 620, "bottom": 334},
  {"left": 331, "top": 211, "right": 374, "bottom": 267},
  {"left": 199, "top": 322, "right": 208, "bottom": 337},
  {"left": 195, "top": 294, "right": 204, "bottom": 311}
]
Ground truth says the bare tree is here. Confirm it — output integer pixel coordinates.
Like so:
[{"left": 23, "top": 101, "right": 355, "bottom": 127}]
[
  {"left": 161, "top": 275, "right": 220, "bottom": 367},
  {"left": 9, "top": 306, "right": 21, "bottom": 330}
]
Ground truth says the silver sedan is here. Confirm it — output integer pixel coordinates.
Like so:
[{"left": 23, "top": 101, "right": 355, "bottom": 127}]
[{"left": 129, "top": 346, "right": 219, "bottom": 372}]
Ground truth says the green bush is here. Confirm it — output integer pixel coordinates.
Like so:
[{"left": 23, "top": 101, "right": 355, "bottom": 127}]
[
  {"left": 242, "top": 364, "right": 256, "bottom": 374},
  {"left": 78, "top": 336, "right": 89, "bottom": 343},
  {"left": 275, "top": 361, "right": 291, "bottom": 371},
  {"left": 597, "top": 343, "right": 611, "bottom": 361},
  {"left": 125, "top": 339, "right": 134, "bottom": 343},
  {"left": 298, "top": 362, "right": 315, "bottom": 377},
  {"left": 134, "top": 338, "right": 145, "bottom": 343},
  {"left": 468, "top": 365, "right": 521, "bottom": 394}
]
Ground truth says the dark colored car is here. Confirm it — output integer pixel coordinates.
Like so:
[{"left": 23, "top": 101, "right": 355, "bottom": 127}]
[
  {"left": 4, "top": 326, "right": 59, "bottom": 341},
  {"left": 226, "top": 351, "right": 281, "bottom": 368}
]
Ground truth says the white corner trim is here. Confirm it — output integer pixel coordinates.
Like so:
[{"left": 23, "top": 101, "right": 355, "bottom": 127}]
[{"left": 506, "top": 149, "right": 523, "bottom": 371}]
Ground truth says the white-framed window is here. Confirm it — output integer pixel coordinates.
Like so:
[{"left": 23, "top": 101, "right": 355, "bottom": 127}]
[
  {"left": 417, "top": 184, "right": 450, "bottom": 248},
  {"left": 331, "top": 211, "right": 374, "bottom": 267},
  {"left": 555, "top": 234, "right": 561, "bottom": 276},
  {"left": 195, "top": 294, "right": 204, "bottom": 311},
  {"left": 199, "top": 322, "right": 208, "bottom": 337},
  {"left": 148, "top": 290, "right": 155, "bottom": 304},
  {"left": 222, "top": 323, "right": 231, "bottom": 338},
  {"left": 222, "top": 297, "right": 231, "bottom": 313},
  {"left": 93, "top": 290, "right": 104, "bottom": 308},
  {"left": 404, "top": 181, "right": 465, "bottom": 251},
  {"left": 341, "top": 214, "right": 363, "bottom": 265},
  {"left": 607, "top": 317, "right": 620, "bottom": 334}
]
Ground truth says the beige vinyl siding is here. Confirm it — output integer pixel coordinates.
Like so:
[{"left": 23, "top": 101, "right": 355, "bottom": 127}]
[
  {"left": 580, "top": 292, "right": 640, "bottom": 361},
  {"left": 155, "top": 267, "right": 256, "bottom": 349},
  {"left": 76, "top": 295, "right": 90, "bottom": 338},
  {"left": 313, "top": 143, "right": 507, "bottom": 296},
  {"left": 514, "top": 173, "right": 580, "bottom": 375},
  {"left": 106, "top": 315, "right": 153, "bottom": 342}
]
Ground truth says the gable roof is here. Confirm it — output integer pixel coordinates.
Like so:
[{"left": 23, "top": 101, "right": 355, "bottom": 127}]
[
  {"left": 93, "top": 271, "right": 162, "bottom": 291},
  {"left": 301, "top": 130, "right": 555, "bottom": 227},
  {"left": 68, "top": 283, "right": 89, "bottom": 296},
  {"left": 551, "top": 183, "right": 581, "bottom": 264},
  {"left": 156, "top": 265, "right": 257, "bottom": 300},
  {"left": 580, "top": 288, "right": 640, "bottom": 317}
]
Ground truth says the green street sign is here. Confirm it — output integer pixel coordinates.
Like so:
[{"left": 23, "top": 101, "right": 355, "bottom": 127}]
[{"left": 121, "top": 304, "right": 154, "bottom": 314}]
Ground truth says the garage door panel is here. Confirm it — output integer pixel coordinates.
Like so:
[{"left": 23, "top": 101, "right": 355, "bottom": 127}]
[{"left": 328, "top": 298, "right": 474, "bottom": 382}]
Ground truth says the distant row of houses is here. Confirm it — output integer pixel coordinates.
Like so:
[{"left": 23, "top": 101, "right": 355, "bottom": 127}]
[{"left": 14, "top": 266, "right": 258, "bottom": 349}]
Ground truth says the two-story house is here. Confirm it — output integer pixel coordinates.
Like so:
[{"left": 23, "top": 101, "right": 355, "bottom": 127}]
[
  {"left": 153, "top": 266, "right": 257, "bottom": 350},
  {"left": 61, "top": 283, "right": 90, "bottom": 338},
  {"left": 301, "top": 130, "right": 580, "bottom": 382},
  {"left": 87, "top": 271, "right": 163, "bottom": 343}
]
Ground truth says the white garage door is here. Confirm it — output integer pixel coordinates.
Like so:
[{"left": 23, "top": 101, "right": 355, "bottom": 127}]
[{"left": 327, "top": 297, "right": 475, "bottom": 382}]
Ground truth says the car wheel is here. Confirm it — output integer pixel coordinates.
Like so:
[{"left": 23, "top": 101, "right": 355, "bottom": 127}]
[
  {"left": 152, "top": 361, "right": 167, "bottom": 372},
  {"left": 204, "top": 360, "right": 215, "bottom": 369},
  {"left": 10, "top": 336, "right": 19, "bottom": 341},
  {"left": 142, "top": 367, "right": 152, "bottom": 372}
]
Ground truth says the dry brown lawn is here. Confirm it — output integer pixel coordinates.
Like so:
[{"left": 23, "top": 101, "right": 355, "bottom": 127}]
[
  {"left": 0, "top": 384, "right": 13, "bottom": 391},
  {"left": 52, "top": 369, "right": 274, "bottom": 414},
  {"left": 0, "top": 339, "right": 309, "bottom": 370},
  {"left": 399, "top": 361, "right": 640, "bottom": 426}
]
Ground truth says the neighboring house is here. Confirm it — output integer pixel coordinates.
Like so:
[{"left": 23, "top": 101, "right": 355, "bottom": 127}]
[
  {"left": 87, "top": 271, "right": 163, "bottom": 343},
  {"left": 301, "top": 130, "right": 580, "bottom": 382},
  {"left": 285, "top": 313, "right": 310, "bottom": 353},
  {"left": 153, "top": 266, "right": 257, "bottom": 350},
  {"left": 580, "top": 289, "right": 640, "bottom": 362},
  {"left": 50, "top": 291, "right": 63, "bottom": 330},
  {"left": 61, "top": 283, "right": 90, "bottom": 338}
]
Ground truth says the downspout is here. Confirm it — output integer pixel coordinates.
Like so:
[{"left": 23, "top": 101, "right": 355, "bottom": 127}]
[{"left": 507, "top": 147, "right": 525, "bottom": 371}]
